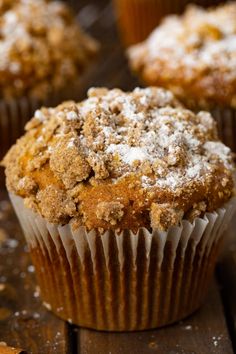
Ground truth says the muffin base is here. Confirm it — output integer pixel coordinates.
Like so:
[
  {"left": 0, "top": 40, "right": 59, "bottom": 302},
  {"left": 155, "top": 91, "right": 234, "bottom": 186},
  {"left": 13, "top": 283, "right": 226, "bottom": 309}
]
[
  {"left": 10, "top": 194, "right": 236, "bottom": 331},
  {"left": 30, "top": 232, "right": 221, "bottom": 331}
]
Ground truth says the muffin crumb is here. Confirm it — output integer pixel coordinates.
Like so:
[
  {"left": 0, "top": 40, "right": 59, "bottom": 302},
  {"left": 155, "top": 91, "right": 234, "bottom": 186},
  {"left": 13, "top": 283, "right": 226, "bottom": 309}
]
[
  {"left": 150, "top": 203, "right": 184, "bottom": 231},
  {"left": 96, "top": 201, "right": 124, "bottom": 225}
]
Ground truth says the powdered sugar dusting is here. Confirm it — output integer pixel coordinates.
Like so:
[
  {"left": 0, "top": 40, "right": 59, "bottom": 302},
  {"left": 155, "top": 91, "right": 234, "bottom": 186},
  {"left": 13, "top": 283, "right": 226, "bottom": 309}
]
[
  {"left": 128, "top": 3, "right": 236, "bottom": 107},
  {"left": 139, "top": 3, "right": 236, "bottom": 73},
  {"left": 28, "top": 87, "right": 233, "bottom": 191},
  {"left": 106, "top": 144, "right": 148, "bottom": 164},
  {"left": 3, "top": 87, "right": 234, "bottom": 228},
  {"left": 0, "top": 0, "right": 98, "bottom": 99},
  {"left": 69, "top": 87, "right": 232, "bottom": 190}
]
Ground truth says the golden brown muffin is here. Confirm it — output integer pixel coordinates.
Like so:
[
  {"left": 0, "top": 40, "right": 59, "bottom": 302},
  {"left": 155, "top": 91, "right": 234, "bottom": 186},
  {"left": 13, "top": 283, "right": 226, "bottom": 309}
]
[
  {"left": 127, "top": 3, "right": 236, "bottom": 110},
  {"left": 0, "top": 0, "right": 98, "bottom": 100},
  {"left": 2, "top": 87, "right": 234, "bottom": 233}
]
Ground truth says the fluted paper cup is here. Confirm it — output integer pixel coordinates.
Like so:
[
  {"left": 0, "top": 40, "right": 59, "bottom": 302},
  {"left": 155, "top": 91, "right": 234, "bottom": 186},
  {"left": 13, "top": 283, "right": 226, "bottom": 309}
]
[
  {"left": 113, "top": 0, "right": 223, "bottom": 46},
  {"left": 9, "top": 193, "right": 236, "bottom": 331}
]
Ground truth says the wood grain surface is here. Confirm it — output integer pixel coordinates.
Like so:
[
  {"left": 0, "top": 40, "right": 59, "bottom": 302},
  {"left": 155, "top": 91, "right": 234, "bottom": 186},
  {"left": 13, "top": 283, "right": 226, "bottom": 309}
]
[
  {"left": 0, "top": 191, "right": 72, "bottom": 354},
  {"left": 0, "top": 0, "right": 236, "bottom": 353},
  {"left": 77, "top": 280, "right": 233, "bottom": 354}
]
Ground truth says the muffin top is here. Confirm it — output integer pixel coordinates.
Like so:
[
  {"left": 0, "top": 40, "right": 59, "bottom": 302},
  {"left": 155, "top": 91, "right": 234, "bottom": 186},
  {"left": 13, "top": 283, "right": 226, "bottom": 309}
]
[
  {"left": 0, "top": 0, "right": 98, "bottom": 99},
  {"left": 128, "top": 3, "right": 236, "bottom": 109},
  {"left": 2, "top": 87, "right": 234, "bottom": 232}
]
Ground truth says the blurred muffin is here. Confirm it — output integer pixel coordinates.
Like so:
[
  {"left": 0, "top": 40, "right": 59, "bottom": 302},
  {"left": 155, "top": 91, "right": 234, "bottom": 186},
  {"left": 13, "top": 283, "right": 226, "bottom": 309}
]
[
  {"left": 113, "top": 0, "right": 223, "bottom": 46},
  {"left": 128, "top": 3, "right": 236, "bottom": 150},
  {"left": 2, "top": 87, "right": 236, "bottom": 331},
  {"left": 0, "top": 0, "right": 98, "bottom": 183}
]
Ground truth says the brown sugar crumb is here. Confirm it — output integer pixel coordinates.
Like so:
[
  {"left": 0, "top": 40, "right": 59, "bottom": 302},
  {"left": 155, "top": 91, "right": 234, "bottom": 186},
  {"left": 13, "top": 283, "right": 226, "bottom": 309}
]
[
  {"left": 128, "top": 3, "right": 236, "bottom": 109},
  {"left": 50, "top": 136, "right": 91, "bottom": 189},
  {"left": 1, "top": 87, "right": 234, "bottom": 231},
  {"left": 150, "top": 203, "right": 184, "bottom": 231},
  {"left": 186, "top": 201, "right": 207, "bottom": 222},
  {"left": 0, "top": 0, "right": 99, "bottom": 100},
  {"left": 36, "top": 185, "right": 76, "bottom": 224},
  {"left": 17, "top": 176, "right": 38, "bottom": 195},
  {"left": 96, "top": 201, "right": 125, "bottom": 225},
  {"left": 87, "top": 152, "right": 109, "bottom": 179}
]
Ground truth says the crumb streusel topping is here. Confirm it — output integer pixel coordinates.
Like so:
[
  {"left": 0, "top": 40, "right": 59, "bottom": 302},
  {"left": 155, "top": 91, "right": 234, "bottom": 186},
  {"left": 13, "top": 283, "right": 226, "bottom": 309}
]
[
  {"left": 0, "top": 0, "right": 98, "bottom": 99},
  {"left": 128, "top": 3, "right": 236, "bottom": 109},
  {"left": 2, "top": 87, "right": 234, "bottom": 231}
]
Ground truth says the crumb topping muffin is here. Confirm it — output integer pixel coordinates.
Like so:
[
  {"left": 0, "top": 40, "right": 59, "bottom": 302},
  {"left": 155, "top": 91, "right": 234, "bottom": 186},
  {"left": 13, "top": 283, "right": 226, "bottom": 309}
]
[
  {"left": 128, "top": 3, "right": 236, "bottom": 109},
  {"left": 0, "top": 0, "right": 98, "bottom": 99},
  {"left": 2, "top": 87, "right": 234, "bottom": 232}
]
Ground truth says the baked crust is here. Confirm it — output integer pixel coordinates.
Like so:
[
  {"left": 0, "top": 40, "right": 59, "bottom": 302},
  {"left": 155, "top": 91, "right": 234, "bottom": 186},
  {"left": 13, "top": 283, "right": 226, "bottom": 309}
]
[
  {"left": 0, "top": 0, "right": 98, "bottom": 99},
  {"left": 2, "top": 87, "right": 234, "bottom": 232},
  {"left": 128, "top": 3, "right": 236, "bottom": 109}
]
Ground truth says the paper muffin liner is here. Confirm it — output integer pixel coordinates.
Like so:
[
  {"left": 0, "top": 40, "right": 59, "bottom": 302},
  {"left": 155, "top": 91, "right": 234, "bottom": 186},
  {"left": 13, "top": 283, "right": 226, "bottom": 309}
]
[
  {"left": 211, "top": 107, "right": 236, "bottom": 153},
  {"left": 9, "top": 193, "right": 236, "bottom": 331},
  {"left": 0, "top": 80, "right": 85, "bottom": 187},
  {"left": 113, "top": 0, "right": 223, "bottom": 46}
]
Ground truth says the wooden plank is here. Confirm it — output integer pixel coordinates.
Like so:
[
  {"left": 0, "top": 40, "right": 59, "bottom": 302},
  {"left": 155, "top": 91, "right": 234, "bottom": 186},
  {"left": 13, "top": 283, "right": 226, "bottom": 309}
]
[
  {"left": 217, "top": 220, "right": 236, "bottom": 353},
  {"left": 77, "top": 280, "right": 233, "bottom": 354},
  {"left": 0, "top": 1, "right": 235, "bottom": 353},
  {"left": 0, "top": 191, "right": 70, "bottom": 354}
]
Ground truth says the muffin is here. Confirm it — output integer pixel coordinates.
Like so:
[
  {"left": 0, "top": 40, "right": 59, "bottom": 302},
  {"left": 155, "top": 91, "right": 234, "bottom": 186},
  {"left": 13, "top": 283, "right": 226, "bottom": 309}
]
[
  {"left": 128, "top": 3, "right": 236, "bottom": 151},
  {"left": 2, "top": 87, "right": 236, "bottom": 331},
  {"left": 113, "top": 0, "right": 223, "bottom": 46},
  {"left": 0, "top": 0, "right": 98, "bottom": 183}
]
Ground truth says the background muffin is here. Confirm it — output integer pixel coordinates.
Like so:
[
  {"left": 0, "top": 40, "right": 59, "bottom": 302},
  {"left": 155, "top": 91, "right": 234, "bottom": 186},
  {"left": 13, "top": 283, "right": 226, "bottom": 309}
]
[
  {"left": 128, "top": 3, "right": 236, "bottom": 151},
  {"left": 2, "top": 87, "right": 235, "bottom": 331},
  {"left": 0, "top": 0, "right": 98, "bottom": 184},
  {"left": 113, "top": 0, "right": 224, "bottom": 46}
]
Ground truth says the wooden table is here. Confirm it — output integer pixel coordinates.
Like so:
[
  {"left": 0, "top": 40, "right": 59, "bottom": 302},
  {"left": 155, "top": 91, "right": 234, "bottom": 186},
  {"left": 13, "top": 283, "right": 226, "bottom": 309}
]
[{"left": 0, "top": 1, "right": 236, "bottom": 353}]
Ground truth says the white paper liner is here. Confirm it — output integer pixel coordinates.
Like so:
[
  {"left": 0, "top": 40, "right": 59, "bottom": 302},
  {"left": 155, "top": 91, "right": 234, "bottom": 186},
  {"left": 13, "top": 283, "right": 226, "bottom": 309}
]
[
  {"left": 211, "top": 107, "right": 236, "bottom": 152},
  {"left": 10, "top": 193, "right": 236, "bottom": 269},
  {"left": 9, "top": 193, "right": 236, "bottom": 330}
]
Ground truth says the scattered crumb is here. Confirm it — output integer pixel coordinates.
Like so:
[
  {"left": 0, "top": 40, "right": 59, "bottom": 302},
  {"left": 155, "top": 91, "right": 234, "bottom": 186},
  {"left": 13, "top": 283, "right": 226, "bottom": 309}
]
[
  {"left": 0, "top": 284, "right": 6, "bottom": 291},
  {"left": 184, "top": 325, "right": 192, "bottom": 330},
  {"left": 5, "top": 239, "right": 19, "bottom": 248},
  {"left": 43, "top": 302, "right": 52, "bottom": 311},
  {"left": 148, "top": 341, "right": 158, "bottom": 349},
  {"left": 34, "top": 286, "right": 40, "bottom": 298},
  {"left": 33, "top": 312, "right": 40, "bottom": 319},
  {"left": 212, "top": 335, "right": 222, "bottom": 347},
  {"left": 27, "top": 265, "right": 35, "bottom": 273}
]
